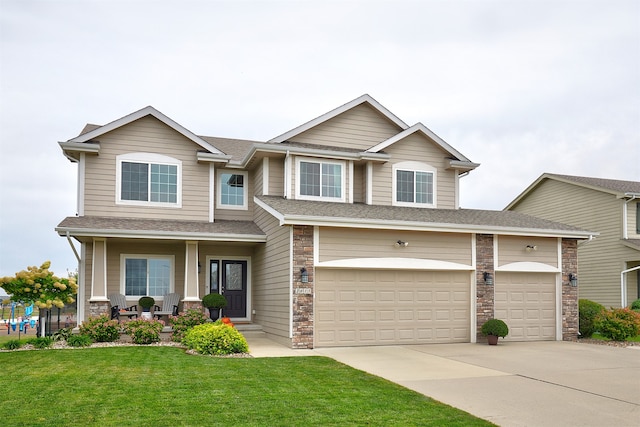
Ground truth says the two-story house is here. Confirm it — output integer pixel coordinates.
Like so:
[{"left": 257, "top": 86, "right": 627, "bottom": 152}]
[
  {"left": 56, "top": 95, "right": 594, "bottom": 348},
  {"left": 506, "top": 173, "right": 640, "bottom": 308}
]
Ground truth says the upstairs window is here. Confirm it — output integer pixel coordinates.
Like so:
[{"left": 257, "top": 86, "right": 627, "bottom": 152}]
[
  {"left": 392, "top": 161, "right": 436, "bottom": 207},
  {"left": 117, "top": 153, "right": 181, "bottom": 207},
  {"left": 217, "top": 170, "right": 248, "bottom": 210},
  {"left": 296, "top": 158, "right": 345, "bottom": 202}
]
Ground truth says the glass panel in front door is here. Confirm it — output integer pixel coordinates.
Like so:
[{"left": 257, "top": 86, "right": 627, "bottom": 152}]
[{"left": 210, "top": 260, "right": 219, "bottom": 293}]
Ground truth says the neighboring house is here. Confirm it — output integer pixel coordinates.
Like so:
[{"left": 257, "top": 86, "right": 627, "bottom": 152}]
[
  {"left": 56, "top": 95, "right": 594, "bottom": 348},
  {"left": 506, "top": 173, "right": 640, "bottom": 308}
]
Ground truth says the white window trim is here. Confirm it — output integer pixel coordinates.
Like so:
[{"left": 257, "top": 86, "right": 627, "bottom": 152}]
[
  {"left": 116, "top": 153, "right": 182, "bottom": 208},
  {"left": 392, "top": 161, "right": 437, "bottom": 208},
  {"left": 216, "top": 169, "right": 249, "bottom": 210},
  {"left": 295, "top": 157, "right": 346, "bottom": 202},
  {"left": 120, "top": 254, "right": 175, "bottom": 298}
]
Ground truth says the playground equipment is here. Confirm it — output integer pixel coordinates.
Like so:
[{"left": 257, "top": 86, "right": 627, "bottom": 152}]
[{"left": 2, "top": 302, "right": 37, "bottom": 339}]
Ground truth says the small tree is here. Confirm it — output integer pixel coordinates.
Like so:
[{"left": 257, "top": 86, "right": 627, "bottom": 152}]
[{"left": 0, "top": 261, "right": 77, "bottom": 310}]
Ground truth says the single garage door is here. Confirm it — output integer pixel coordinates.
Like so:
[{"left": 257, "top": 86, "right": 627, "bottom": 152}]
[
  {"left": 495, "top": 272, "right": 557, "bottom": 341},
  {"left": 315, "top": 269, "right": 470, "bottom": 347}
]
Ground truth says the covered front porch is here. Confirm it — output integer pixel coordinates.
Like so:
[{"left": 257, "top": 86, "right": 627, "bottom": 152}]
[{"left": 56, "top": 216, "right": 267, "bottom": 324}]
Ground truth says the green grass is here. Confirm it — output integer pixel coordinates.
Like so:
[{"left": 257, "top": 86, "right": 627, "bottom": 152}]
[
  {"left": 590, "top": 332, "right": 640, "bottom": 342},
  {"left": 1, "top": 347, "right": 492, "bottom": 426}
]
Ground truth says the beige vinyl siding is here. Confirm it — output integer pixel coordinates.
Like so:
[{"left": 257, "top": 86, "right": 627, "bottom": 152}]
[
  {"left": 290, "top": 103, "right": 401, "bottom": 150},
  {"left": 252, "top": 205, "right": 292, "bottom": 339},
  {"left": 510, "top": 179, "right": 638, "bottom": 307},
  {"left": 319, "top": 228, "right": 472, "bottom": 265},
  {"left": 497, "top": 236, "right": 558, "bottom": 268},
  {"left": 83, "top": 116, "right": 210, "bottom": 221},
  {"left": 371, "top": 133, "right": 457, "bottom": 208},
  {"left": 352, "top": 163, "right": 365, "bottom": 203},
  {"left": 253, "top": 160, "right": 264, "bottom": 197},
  {"left": 268, "top": 157, "right": 284, "bottom": 197}
]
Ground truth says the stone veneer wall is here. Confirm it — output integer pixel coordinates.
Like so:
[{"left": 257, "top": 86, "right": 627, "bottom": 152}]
[
  {"left": 292, "top": 225, "right": 314, "bottom": 348},
  {"left": 476, "top": 234, "right": 494, "bottom": 340},
  {"left": 88, "top": 301, "right": 110, "bottom": 318},
  {"left": 561, "top": 238, "right": 579, "bottom": 340}
]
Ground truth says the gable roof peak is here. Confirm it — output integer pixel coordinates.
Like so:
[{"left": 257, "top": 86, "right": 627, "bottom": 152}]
[
  {"left": 67, "top": 105, "right": 224, "bottom": 155},
  {"left": 268, "top": 94, "right": 409, "bottom": 143}
]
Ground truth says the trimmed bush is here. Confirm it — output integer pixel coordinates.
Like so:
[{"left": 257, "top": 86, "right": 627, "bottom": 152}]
[
  {"left": 79, "top": 314, "right": 120, "bottom": 342},
  {"left": 595, "top": 308, "right": 640, "bottom": 341},
  {"left": 578, "top": 299, "right": 605, "bottom": 338},
  {"left": 67, "top": 334, "right": 93, "bottom": 347},
  {"left": 123, "top": 318, "right": 164, "bottom": 344},
  {"left": 631, "top": 299, "right": 640, "bottom": 312},
  {"left": 480, "top": 319, "right": 509, "bottom": 338},
  {"left": 183, "top": 322, "right": 248, "bottom": 355},
  {"left": 3, "top": 339, "right": 22, "bottom": 350},
  {"left": 29, "top": 336, "right": 54, "bottom": 349},
  {"left": 169, "top": 309, "right": 209, "bottom": 342}
]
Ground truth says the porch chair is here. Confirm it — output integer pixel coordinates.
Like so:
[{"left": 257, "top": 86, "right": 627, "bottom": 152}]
[
  {"left": 153, "top": 293, "right": 180, "bottom": 320},
  {"left": 108, "top": 293, "right": 138, "bottom": 320}
]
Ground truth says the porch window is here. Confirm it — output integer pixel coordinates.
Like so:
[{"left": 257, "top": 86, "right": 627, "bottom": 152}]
[
  {"left": 217, "top": 170, "right": 248, "bottom": 209},
  {"left": 392, "top": 161, "right": 436, "bottom": 208},
  {"left": 116, "top": 153, "right": 181, "bottom": 207},
  {"left": 122, "top": 256, "right": 173, "bottom": 297},
  {"left": 296, "top": 158, "right": 345, "bottom": 202}
]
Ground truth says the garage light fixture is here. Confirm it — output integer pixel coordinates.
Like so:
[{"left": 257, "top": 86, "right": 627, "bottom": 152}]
[
  {"left": 525, "top": 245, "right": 537, "bottom": 252},
  {"left": 569, "top": 273, "right": 578, "bottom": 287},
  {"left": 300, "top": 267, "right": 309, "bottom": 283},
  {"left": 483, "top": 272, "right": 493, "bottom": 285},
  {"left": 395, "top": 240, "right": 409, "bottom": 247}
]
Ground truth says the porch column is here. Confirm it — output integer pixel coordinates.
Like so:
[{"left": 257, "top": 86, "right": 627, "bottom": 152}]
[
  {"left": 183, "top": 241, "right": 200, "bottom": 310},
  {"left": 292, "top": 225, "right": 314, "bottom": 349},
  {"left": 561, "top": 238, "right": 579, "bottom": 340},
  {"left": 476, "top": 234, "right": 494, "bottom": 342},
  {"left": 88, "top": 238, "right": 109, "bottom": 318}
]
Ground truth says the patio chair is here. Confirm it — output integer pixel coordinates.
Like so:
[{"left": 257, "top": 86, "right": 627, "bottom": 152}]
[
  {"left": 108, "top": 293, "right": 138, "bottom": 320},
  {"left": 153, "top": 293, "right": 180, "bottom": 320}
]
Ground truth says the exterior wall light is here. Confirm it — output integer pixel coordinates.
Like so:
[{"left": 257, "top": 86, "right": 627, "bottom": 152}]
[
  {"left": 525, "top": 245, "right": 537, "bottom": 252},
  {"left": 395, "top": 240, "right": 409, "bottom": 247},
  {"left": 569, "top": 273, "right": 578, "bottom": 287},
  {"left": 483, "top": 272, "right": 493, "bottom": 285},
  {"left": 300, "top": 267, "right": 309, "bottom": 283}
]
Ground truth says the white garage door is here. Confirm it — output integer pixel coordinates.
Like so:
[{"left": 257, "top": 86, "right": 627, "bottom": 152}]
[
  {"left": 315, "top": 269, "right": 471, "bottom": 347},
  {"left": 495, "top": 272, "right": 557, "bottom": 341}
]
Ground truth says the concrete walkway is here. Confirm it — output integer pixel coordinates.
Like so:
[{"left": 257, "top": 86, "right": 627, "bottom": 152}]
[{"left": 245, "top": 333, "right": 640, "bottom": 427}]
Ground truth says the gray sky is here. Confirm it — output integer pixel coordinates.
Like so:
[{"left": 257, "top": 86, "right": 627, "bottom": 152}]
[{"left": 1, "top": 0, "right": 638, "bottom": 277}]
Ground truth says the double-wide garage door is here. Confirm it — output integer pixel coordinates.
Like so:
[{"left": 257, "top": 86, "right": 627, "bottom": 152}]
[
  {"left": 315, "top": 269, "right": 470, "bottom": 347},
  {"left": 495, "top": 272, "right": 556, "bottom": 341}
]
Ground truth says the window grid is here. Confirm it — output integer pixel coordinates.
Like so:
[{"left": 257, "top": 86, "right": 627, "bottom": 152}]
[
  {"left": 220, "top": 173, "right": 245, "bottom": 206},
  {"left": 150, "top": 164, "right": 178, "bottom": 203},
  {"left": 121, "top": 162, "right": 149, "bottom": 201},
  {"left": 300, "top": 161, "right": 342, "bottom": 198},
  {"left": 396, "top": 169, "right": 434, "bottom": 205}
]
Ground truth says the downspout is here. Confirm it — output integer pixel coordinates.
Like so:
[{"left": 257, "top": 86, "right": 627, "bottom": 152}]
[{"left": 66, "top": 232, "right": 81, "bottom": 263}]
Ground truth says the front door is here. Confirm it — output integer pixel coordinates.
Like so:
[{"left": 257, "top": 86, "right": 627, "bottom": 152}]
[{"left": 210, "top": 259, "right": 247, "bottom": 318}]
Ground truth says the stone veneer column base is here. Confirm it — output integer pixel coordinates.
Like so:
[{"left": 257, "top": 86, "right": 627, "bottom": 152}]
[
  {"left": 88, "top": 301, "right": 110, "bottom": 318},
  {"left": 182, "top": 300, "right": 202, "bottom": 313},
  {"left": 562, "top": 239, "right": 579, "bottom": 340},
  {"left": 292, "top": 225, "right": 315, "bottom": 349}
]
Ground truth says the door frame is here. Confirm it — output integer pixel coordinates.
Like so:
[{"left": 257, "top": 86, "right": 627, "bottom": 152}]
[{"left": 206, "top": 255, "right": 252, "bottom": 322}]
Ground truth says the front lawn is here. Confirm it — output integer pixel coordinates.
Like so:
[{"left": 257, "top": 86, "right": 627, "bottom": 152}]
[{"left": 2, "top": 346, "right": 492, "bottom": 426}]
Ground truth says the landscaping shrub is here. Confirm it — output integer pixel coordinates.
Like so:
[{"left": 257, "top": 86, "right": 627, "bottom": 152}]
[
  {"left": 66, "top": 334, "right": 93, "bottom": 347},
  {"left": 29, "top": 336, "right": 54, "bottom": 349},
  {"left": 79, "top": 314, "right": 120, "bottom": 342},
  {"left": 480, "top": 318, "right": 509, "bottom": 338},
  {"left": 123, "top": 318, "right": 164, "bottom": 344},
  {"left": 579, "top": 299, "right": 605, "bottom": 338},
  {"left": 3, "top": 339, "right": 22, "bottom": 350},
  {"left": 169, "top": 309, "right": 209, "bottom": 342},
  {"left": 595, "top": 307, "right": 640, "bottom": 341},
  {"left": 53, "top": 327, "right": 74, "bottom": 342},
  {"left": 183, "top": 322, "right": 248, "bottom": 355},
  {"left": 631, "top": 299, "right": 640, "bottom": 312}
]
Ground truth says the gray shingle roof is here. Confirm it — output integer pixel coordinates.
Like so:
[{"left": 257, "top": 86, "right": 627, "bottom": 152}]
[
  {"left": 546, "top": 174, "right": 640, "bottom": 195},
  {"left": 256, "top": 196, "right": 594, "bottom": 237},
  {"left": 56, "top": 216, "right": 265, "bottom": 240}
]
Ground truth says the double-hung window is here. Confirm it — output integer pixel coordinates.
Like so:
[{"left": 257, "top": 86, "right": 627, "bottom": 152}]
[
  {"left": 217, "top": 170, "right": 248, "bottom": 210},
  {"left": 296, "top": 158, "right": 345, "bottom": 202},
  {"left": 122, "top": 255, "right": 174, "bottom": 297},
  {"left": 117, "top": 153, "right": 181, "bottom": 207},
  {"left": 392, "top": 161, "right": 436, "bottom": 207}
]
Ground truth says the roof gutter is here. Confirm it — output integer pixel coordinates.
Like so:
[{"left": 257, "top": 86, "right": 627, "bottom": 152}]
[{"left": 56, "top": 226, "right": 266, "bottom": 243}]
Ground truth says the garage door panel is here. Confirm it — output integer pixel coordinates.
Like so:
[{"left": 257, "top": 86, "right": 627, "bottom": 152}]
[
  {"left": 496, "top": 272, "right": 556, "bottom": 342},
  {"left": 315, "top": 269, "right": 470, "bottom": 347}
]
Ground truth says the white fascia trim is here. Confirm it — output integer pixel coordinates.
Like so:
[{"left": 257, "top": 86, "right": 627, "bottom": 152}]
[
  {"left": 196, "top": 152, "right": 232, "bottom": 163},
  {"left": 366, "top": 123, "right": 473, "bottom": 164},
  {"left": 242, "top": 143, "right": 389, "bottom": 166},
  {"left": 69, "top": 106, "right": 224, "bottom": 155},
  {"left": 254, "top": 196, "right": 286, "bottom": 225},
  {"left": 268, "top": 94, "right": 408, "bottom": 143},
  {"left": 274, "top": 215, "right": 596, "bottom": 238},
  {"left": 316, "top": 258, "right": 474, "bottom": 271},
  {"left": 59, "top": 141, "right": 101, "bottom": 154},
  {"left": 56, "top": 227, "right": 266, "bottom": 242},
  {"left": 496, "top": 262, "right": 561, "bottom": 273}
]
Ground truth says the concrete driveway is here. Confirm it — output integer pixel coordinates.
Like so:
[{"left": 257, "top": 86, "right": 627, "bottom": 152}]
[{"left": 312, "top": 341, "right": 640, "bottom": 427}]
